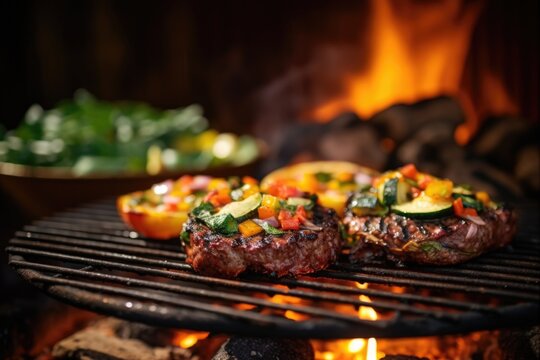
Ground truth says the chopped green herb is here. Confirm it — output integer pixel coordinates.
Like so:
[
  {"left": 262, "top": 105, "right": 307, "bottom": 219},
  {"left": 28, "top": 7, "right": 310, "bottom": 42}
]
[
  {"left": 314, "top": 171, "right": 332, "bottom": 183},
  {"left": 260, "top": 221, "right": 285, "bottom": 235},
  {"left": 204, "top": 213, "right": 238, "bottom": 235},
  {"left": 453, "top": 193, "right": 484, "bottom": 211},
  {"left": 180, "top": 230, "right": 190, "bottom": 247},
  {"left": 192, "top": 202, "right": 214, "bottom": 218}
]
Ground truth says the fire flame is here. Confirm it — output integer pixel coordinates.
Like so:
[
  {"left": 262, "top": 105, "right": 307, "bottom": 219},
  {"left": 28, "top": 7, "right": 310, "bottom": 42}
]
[
  {"left": 172, "top": 331, "right": 208, "bottom": 349},
  {"left": 309, "top": 0, "right": 518, "bottom": 144},
  {"left": 344, "top": 283, "right": 381, "bottom": 360}
]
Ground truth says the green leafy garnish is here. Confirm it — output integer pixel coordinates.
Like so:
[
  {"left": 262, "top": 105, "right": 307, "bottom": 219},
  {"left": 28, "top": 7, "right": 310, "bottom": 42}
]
[
  {"left": 453, "top": 193, "right": 484, "bottom": 212},
  {"left": 314, "top": 172, "right": 332, "bottom": 183},
  {"left": 203, "top": 213, "right": 238, "bottom": 235},
  {"left": 349, "top": 193, "right": 378, "bottom": 209},
  {"left": 259, "top": 221, "right": 285, "bottom": 235},
  {"left": 192, "top": 202, "right": 214, "bottom": 218},
  {"left": 180, "top": 230, "right": 190, "bottom": 247}
]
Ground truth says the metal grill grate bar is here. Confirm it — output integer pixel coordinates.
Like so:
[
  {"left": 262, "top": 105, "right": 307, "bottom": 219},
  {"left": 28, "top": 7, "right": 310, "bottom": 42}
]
[{"left": 6, "top": 199, "right": 540, "bottom": 338}]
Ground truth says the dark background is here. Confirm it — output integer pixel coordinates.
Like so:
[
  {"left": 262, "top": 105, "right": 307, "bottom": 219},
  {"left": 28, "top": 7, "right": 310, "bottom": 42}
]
[{"left": 0, "top": 1, "right": 538, "bottom": 357}]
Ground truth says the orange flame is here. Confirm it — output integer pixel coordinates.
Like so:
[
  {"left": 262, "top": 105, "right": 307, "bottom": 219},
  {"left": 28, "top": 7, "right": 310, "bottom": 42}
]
[
  {"left": 172, "top": 331, "right": 208, "bottom": 349},
  {"left": 309, "top": 0, "right": 517, "bottom": 144}
]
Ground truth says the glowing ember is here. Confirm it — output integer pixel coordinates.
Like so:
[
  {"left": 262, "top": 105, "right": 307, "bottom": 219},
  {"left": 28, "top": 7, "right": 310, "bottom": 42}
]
[
  {"left": 348, "top": 338, "right": 366, "bottom": 353},
  {"left": 172, "top": 331, "right": 208, "bottom": 349}
]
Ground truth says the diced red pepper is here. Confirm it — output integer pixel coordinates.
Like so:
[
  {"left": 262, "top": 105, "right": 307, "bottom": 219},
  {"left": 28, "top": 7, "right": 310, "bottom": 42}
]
[
  {"left": 453, "top": 198, "right": 479, "bottom": 218},
  {"left": 400, "top": 164, "right": 418, "bottom": 179},
  {"left": 295, "top": 205, "right": 307, "bottom": 222},
  {"left": 453, "top": 197, "right": 464, "bottom": 215},
  {"left": 267, "top": 182, "right": 301, "bottom": 199},
  {"left": 281, "top": 218, "right": 300, "bottom": 230},
  {"left": 278, "top": 209, "right": 292, "bottom": 222}
]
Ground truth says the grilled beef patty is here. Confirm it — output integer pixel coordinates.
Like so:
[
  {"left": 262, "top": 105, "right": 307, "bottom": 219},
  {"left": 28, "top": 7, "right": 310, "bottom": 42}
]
[
  {"left": 344, "top": 208, "right": 516, "bottom": 265},
  {"left": 184, "top": 206, "right": 341, "bottom": 277}
]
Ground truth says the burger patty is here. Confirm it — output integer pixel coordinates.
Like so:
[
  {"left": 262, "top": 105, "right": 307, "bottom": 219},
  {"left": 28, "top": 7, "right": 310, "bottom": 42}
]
[
  {"left": 184, "top": 206, "right": 341, "bottom": 277},
  {"left": 344, "top": 208, "right": 516, "bottom": 265}
]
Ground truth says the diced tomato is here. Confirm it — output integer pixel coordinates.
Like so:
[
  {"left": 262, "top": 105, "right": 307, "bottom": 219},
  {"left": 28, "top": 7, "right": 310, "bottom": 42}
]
[
  {"left": 453, "top": 197, "right": 464, "bottom": 216},
  {"left": 258, "top": 206, "right": 275, "bottom": 219},
  {"left": 400, "top": 164, "right": 418, "bottom": 179},
  {"left": 295, "top": 205, "right": 307, "bottom": 222},
  {"left": 462, "top": 207, "right": 478, "bottom": 217},
  {"left": 453, "top": 198, "right": 478, "bottom": 218},
  {"left": 165, "top": 202, "right": 178, "bottom": 211},
  {"left": 278, "top": 209, "right": 292, "bottom": 222},
  {"left": 242, "top": 176, "right": 258, "bottom": 185},
  {"left": 214, "top": 193, "right": 232, "bottom": 206},
  {"left": 267, "top": 182, "right": 301, "bottom": 199},
  {"left": 280, "top": 218, "right": 300, "bottom": 230}
]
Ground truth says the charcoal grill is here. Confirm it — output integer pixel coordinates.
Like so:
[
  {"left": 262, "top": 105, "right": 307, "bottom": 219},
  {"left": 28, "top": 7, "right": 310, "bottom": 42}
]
[{"left": 6, "top": 200, "right": 540, "bottom": 339}]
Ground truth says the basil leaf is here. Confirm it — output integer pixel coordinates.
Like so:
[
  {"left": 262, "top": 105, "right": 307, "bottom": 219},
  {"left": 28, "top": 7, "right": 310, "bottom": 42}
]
[
  {"left": 192, "top": 202, "right": 214, "bottom": 218},
  {"left": 260, "top": 221, "right": 284, "bottom": 235}
]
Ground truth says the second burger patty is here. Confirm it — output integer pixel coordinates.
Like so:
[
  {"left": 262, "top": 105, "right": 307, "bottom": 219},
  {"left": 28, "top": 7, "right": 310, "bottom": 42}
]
[
  {"left": 184, "top": 205, "right": 341, "bottom": 278},
  {"left": 344, "top": 207, "right": 516, "bottom": 265}
]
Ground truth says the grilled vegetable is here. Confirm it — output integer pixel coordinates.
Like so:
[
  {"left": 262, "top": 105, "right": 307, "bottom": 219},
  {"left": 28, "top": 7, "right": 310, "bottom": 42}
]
[
  {"left": 217, "top": 192, "right": 262, "bottom": 221},
  {"left": 391, "top": 195, "right": 453, "bottom": 219},
  {"left": 238, "top": 219, "right": 263, "bottom": 237}
]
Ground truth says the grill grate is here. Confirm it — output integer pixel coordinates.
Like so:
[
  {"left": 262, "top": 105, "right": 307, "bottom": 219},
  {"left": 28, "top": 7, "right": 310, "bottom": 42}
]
[{"left": 6, "top": 199, "right": 540, "bottom": 339}]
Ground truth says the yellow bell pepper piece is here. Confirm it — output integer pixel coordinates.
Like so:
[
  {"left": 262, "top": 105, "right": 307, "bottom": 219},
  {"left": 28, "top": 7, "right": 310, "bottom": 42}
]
[
  {"left": 476, "top": 191, "right": 491, "bottom": 206},
  {"left": 318, "top": 192, "right": 347, "bottom": 217},
  {"left": 298, "top": 173, "right": 319, "bottom": 193},
  {"left": 242, "top": 183, "right": 260, "bottom": 198},
  {"left": 425, "top": 179, "right": 453, "bottom": 199},
  {"left": 208, "top": 178, "right": 229, "bottom": 191},
  {"left": 239, "top": 219, "right": 263, "bottom": 237},
  {"left": 261, "top": 194, "right": 279, "bottom": 210}
]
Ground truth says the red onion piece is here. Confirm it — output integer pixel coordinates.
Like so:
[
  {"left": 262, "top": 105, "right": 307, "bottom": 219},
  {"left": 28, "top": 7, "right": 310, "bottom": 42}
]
[
  {"left": 464, "top": 215, "right": 486, "bottom": 226},
  {"left": 253, "top": 217, "right": 279, "bottom": 228},
  {"left": 190, "top": 176, "right": 212, "bottom": 190}
]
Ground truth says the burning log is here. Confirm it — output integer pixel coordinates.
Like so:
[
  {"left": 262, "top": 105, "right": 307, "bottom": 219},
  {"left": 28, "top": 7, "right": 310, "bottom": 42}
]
[
  {"left": 51, "top": 318, "right": 194, "bottom": 360},
  {"left": 212, "top": 337, "right": 314, "bottom": 360}
]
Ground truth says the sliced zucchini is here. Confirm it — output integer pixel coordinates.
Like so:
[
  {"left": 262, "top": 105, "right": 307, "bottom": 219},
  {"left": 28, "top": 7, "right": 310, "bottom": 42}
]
[
  {"left": 379, "top": 178, "right": 410, "bottom": 206},
  {"left": 287, "top": 197, "right": 314, "bottom": 209},
  {"left": 391, "top": 195, "right": 453, "bottom": 219},
  {"left": 217, "top": 192, "right": 262, "bottom": 221},
  {"left": 453, "top": 186, "right": 474, "bottom": 195}
]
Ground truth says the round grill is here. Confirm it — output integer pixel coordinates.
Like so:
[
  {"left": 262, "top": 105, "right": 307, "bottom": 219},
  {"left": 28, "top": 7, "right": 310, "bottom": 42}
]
[{"left": 6, "top": 199, "right": 540, "bottom": 339}]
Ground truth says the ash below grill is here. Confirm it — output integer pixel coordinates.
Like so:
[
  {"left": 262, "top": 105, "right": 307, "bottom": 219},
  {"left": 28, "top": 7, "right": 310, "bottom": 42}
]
[{"left": 6, "top": 200, "right": 540, "bottom": 339}]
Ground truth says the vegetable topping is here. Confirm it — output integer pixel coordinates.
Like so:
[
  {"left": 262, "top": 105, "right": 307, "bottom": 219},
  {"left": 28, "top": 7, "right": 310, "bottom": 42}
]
[{"left": 347, "top": 164, "right": 501, "bottom": 221}]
